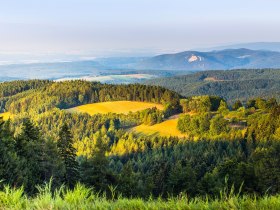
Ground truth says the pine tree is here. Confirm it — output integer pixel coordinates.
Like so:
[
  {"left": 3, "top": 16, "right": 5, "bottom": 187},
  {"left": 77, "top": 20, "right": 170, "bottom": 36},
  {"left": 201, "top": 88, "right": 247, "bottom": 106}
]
[{"left": 57, "top": 123, "right": 79, "bottom": 188}]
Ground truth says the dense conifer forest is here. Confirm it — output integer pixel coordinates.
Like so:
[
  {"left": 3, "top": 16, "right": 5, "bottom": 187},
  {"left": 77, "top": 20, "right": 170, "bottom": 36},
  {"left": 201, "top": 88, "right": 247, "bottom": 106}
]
[
  {"left": 0, "top": 79, "right": 280, "bottom": 209},
  {"left": 145, "top": 69, "right": 280, "bottom": 102}
]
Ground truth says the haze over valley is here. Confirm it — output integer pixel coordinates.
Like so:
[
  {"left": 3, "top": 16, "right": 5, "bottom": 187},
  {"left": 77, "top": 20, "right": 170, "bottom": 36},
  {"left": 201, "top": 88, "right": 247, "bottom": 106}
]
[{"left": 2, "top": 45, "right": 280, "bottom": 83}]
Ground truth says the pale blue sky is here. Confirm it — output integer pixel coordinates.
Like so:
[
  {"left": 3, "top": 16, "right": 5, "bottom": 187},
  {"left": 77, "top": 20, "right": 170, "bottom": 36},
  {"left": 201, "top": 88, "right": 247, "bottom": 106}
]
[{"left": 0, "top": 0, "right": 280, "bottom": 58}]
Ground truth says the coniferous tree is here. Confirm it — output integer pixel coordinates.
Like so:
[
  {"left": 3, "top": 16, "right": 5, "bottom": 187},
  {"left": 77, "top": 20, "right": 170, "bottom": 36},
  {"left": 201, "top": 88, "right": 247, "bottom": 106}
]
[
  {"left": 0, "top": 118, "right": 19, "bottom": 187},
  {"left": 16, "top": 118, "right": 43, "bottom": 194},
  {"left": 80, "top": 132, "right": 115, "bottom": 191},
  {"left": 232, "top": 100, "right": 243, "bottom": 110},
  {"left": 57, "top": 123, "right": 79, "bottom": 188}
]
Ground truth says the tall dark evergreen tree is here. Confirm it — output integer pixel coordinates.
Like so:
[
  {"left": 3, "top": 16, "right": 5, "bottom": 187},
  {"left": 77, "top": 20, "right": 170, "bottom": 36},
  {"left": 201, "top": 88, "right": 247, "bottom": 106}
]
[
  {"left": 0, "top": 118, "right": 19, "bottom": 187},
  {"left": 57, "top": 123, "right": 80, "bottom": 188},
  {"left": 15, "top": 118, "right": 43, "bottom": 194}
]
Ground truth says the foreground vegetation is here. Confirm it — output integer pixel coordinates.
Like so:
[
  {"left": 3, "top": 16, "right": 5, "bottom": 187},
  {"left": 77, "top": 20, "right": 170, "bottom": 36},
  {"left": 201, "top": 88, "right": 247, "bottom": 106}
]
[{"left": 1, "top": 183, "right": 280, "bottom": 210}]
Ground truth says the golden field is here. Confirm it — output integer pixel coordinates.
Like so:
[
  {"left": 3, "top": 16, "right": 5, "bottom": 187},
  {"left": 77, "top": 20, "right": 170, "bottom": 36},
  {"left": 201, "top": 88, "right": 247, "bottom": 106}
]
[
  {"left": 68, "top": 101, "right": 164, "bottom": 115},
  {"left": 131, "top": 115, "right": 187, "bottom": 138}
]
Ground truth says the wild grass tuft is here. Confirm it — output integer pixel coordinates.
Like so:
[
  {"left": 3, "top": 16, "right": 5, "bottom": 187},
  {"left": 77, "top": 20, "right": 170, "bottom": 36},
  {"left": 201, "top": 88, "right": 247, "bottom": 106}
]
[{"left": 0, "top": 180, "right": 279, "bottom": 209}]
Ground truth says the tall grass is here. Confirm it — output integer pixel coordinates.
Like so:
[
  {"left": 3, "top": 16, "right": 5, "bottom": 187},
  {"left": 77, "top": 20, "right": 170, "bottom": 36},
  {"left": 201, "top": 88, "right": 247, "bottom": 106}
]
[{"left": 0, "top": 182, "right": 279, "bottom": 210}]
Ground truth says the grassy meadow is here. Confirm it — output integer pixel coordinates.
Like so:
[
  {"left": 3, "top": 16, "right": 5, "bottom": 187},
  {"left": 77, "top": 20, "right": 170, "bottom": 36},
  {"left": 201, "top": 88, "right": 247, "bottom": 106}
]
[
  {"left": 131, "top": 115, "right": 187, "bottom": 138},
  {"left": 68, "top": 101, "right": 164, "bottom": 115}
]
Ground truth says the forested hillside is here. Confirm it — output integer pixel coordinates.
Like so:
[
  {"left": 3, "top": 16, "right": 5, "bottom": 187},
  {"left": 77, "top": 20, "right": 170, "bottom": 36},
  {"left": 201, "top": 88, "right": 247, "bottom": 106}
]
[
  {"left": 0, "top": 79, "right": 280, "bottom": 208},
  {"left": 0, "top": 80, "right": 181, "bottom": 114},
  {"left": 145, "top": 69, "right": 280, "bottom": 102}
]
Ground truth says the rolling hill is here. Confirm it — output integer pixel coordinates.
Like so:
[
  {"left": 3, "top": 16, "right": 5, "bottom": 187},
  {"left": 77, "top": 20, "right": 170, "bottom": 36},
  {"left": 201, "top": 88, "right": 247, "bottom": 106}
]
[
  {"left": 68, "top": 101, "right": 164, "bottom": 115},
  {"left": 145, "top": 69, "right": 280, "bottom": 102},
  {"left": 2, "top": 48, "right": 280, "bottom": 82},
  {"left": 136, "top": 48, "right": 280, "bottom": 71},
  {"left": 195, "top": 42, "right": 280, "bottom": 52}
]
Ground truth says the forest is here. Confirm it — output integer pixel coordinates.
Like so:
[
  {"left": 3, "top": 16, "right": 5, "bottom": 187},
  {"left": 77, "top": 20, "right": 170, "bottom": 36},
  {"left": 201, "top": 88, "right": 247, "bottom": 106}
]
[
  {"left": 0, "top": 79, "right": 280, "bottom": 209},
  {"left": 145, "top": 69, "right": 280, "bottom": 103}
]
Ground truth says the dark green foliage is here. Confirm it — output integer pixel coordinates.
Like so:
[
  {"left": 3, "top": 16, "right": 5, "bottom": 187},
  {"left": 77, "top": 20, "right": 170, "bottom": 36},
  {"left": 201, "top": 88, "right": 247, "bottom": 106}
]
[
  {"left": 1, "top": 79, "right": 280, "bottom": 200},
  {"left": 57, "top": 124, "right": 80, "bottom": 188},
  {"left": 13, "top": 119, "right": 63, "bottom": 194},
  {"left": 180, "top": 95, "right": 223, "bottom": 113},
  {"left": 210, "top": 115, "right": 229, "bottom": 135},
  {"left": 145, "top": 69, "right": 280, "bottom": 103},
  {"left": 141, "top": 107, "right": 164, "bottom": 125},
  {"left": 1, "top": 109, "right": 280, "bottom": 198},
  {"left": 0, "top": 119, "right": 19, "bottom": 186},
  {"left": 232, "top": 100, "right": 243, "bottom": 110},
  {"left": 0, "top": 80, "right": 51, "bottom": 112},
  {"left": 15, "top": 119, "right": 44, "bottom": 193}
]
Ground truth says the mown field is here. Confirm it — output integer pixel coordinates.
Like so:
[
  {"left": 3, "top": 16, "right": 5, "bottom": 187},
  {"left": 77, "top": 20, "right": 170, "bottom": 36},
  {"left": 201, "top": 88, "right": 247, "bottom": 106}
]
[
  {"left": 131, "top": 115, "right": 187, "bottom": 138},
  {"left": 68, "top": 101, "right": 164, "bottom": 115}
]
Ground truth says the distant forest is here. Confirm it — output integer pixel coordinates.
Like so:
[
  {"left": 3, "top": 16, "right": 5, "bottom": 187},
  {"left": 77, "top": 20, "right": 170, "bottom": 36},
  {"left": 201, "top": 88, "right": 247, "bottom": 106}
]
[{"left": 145, "top": 69, "right": 280, "bottom": 103}]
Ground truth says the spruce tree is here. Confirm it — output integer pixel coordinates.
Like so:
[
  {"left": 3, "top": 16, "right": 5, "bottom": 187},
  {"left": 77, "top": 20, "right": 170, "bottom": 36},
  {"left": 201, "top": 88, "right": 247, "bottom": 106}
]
[
  {"left": 16, "top": 118, "right": 43, "bottom": 194},
  {"left": 57, "top": 123, "right": 79, "bottom": 188}
]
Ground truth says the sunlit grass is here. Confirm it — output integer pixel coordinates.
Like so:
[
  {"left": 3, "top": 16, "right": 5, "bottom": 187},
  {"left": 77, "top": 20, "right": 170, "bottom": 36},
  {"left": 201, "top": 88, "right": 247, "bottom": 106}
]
[
  {"left": 131, "top": 115, "right": 188, "bottom": 138},
  {"left": 0, "top": 183, "right": 279, "bottom": 209},
  {"left": 68, "top": 101, "right": 164, "bottom": 115}
]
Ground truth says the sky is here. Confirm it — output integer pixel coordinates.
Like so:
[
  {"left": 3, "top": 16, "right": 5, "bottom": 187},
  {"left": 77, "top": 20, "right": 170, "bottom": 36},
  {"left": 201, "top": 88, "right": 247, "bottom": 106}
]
[{"left": 0, "top": 0, "right": 280, "bottom": 61}]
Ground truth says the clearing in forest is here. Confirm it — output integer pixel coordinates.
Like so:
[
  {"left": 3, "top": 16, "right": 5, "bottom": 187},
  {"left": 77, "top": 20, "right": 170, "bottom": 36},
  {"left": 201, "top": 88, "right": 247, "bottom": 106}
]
[
  {"left": 131, "top": 115, "right": 187, "bottom": 138},
  {"left": 68, "top": 101, "right": 164, "bottom": 115}
]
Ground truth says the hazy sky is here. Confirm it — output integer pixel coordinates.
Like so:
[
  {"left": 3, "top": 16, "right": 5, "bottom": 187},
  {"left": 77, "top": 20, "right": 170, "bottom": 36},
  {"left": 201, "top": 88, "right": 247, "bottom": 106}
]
[{"left": 0, "top": 0, "right": 280, "bottom": 58}]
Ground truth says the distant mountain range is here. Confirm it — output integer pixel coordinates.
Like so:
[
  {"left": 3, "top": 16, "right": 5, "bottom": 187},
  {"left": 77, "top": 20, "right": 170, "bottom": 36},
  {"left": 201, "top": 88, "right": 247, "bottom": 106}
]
[
  {"left": 135, "top": 48, "right": 280, "bottom": 71},
  {"left": 2, "top": 47, "right": 280, "bottom": 81},
  {"left": 195, "top": 42, "right": 280, "bottom": 52}
]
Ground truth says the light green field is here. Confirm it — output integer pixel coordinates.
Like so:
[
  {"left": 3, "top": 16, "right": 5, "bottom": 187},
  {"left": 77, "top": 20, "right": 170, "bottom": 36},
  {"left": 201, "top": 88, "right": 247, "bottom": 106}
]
[
  {"left": 131, "top": 115, "right": 187, "bottom": 138},
  {"left": 0, "top": 112, "right": 12, "bottom": 120},
  {"left": 68, "top": 101, "right": 164, "bottom": 115}
]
